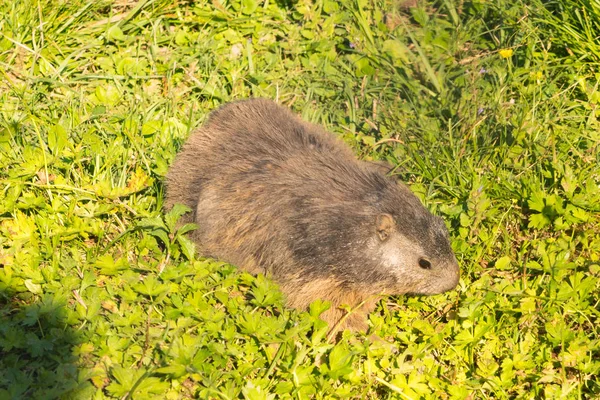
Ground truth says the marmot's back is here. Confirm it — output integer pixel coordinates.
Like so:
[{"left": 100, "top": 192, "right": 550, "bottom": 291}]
[
  {"left": 165, "top": 99, "right": 361, "bottom": 212},
  {"left": 165, "top": 99, "right": 459, "bottom": 332}
]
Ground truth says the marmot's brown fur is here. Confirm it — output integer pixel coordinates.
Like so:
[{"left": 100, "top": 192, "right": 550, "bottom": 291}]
[{"left": 166, "top": 99, "right": 459, "bottom": 332}]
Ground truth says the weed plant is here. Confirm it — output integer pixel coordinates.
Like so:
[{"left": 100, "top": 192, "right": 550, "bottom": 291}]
[{"left": 0, "top": 0, "right": 599, "bottom": 398}]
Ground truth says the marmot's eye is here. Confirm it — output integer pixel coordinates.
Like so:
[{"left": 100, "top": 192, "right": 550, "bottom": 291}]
[{"left": 418, "top": 258, "right": 431, "bottom": 270}]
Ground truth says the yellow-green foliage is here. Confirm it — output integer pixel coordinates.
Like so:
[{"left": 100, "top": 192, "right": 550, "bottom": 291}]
[{"left": 0, "top": 0, "right": 599, "bottom": 398}]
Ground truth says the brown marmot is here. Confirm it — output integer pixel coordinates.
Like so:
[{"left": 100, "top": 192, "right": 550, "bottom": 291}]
[{"left": 165, "top": 99, "right": 459, "bottom": 332}]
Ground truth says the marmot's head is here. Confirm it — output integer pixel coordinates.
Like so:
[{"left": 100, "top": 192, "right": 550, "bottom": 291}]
[
  {"left": 364, "top": 181, "right": 459, "bottom": 295},
  {"left": 371, "top": 212, "right": 459, "bottom": 295}
]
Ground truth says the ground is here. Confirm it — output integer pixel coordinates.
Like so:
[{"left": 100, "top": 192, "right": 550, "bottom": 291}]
[{"left": 0, "top": 0, "right": 599, "bottom": 398}]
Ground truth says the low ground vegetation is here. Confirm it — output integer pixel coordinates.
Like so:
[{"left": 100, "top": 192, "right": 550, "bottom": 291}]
[{"left": 0, "top": 0, "right": 599, "bottom": 398}]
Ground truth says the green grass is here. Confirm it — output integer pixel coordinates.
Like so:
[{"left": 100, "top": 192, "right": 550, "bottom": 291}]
[{"left": 1, "top": 0, "right": 599, "bottom": 398}]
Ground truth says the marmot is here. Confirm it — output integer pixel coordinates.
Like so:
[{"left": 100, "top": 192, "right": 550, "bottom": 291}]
[{"left": 166, "top": 99, "right": 459, "bottom": 331}]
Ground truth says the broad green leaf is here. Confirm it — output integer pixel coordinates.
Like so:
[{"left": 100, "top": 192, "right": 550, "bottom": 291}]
[
  {"left": 48, "top": 124, "right": 68, "bottom": 155},
  {"left": 328, "top": 343, "right": 353, "bottom": 379},
  {"left": 495, "top": 256, "right": 512, "bottom": 270},
  {"left": 176, "top": 235, "right": 196, "bottom": 260},
  {"left": 106, "top": 25, "right": 127, "bottom": 42},
  {"left": 165, "top": 204, "right": 192, "bottom": 232}
]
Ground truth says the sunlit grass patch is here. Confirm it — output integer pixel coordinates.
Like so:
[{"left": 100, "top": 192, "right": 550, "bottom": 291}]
[{"left": 0, "top": 0, "right": 599, "bottom": 398}]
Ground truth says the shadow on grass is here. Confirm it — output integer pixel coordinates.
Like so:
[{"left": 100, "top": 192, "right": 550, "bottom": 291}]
[
  {"left": 0, "top": 288, "right": 88, "bottom": 399},
  {"left": 274, "top": 0, "right": 298, "bottom": 10}
]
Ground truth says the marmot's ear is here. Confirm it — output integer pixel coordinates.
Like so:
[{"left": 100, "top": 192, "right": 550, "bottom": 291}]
[{"left": 376, "top": 213, "right": 395, "bottom": 242}]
